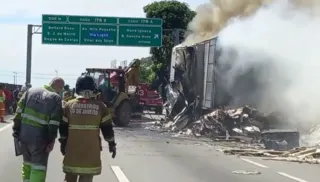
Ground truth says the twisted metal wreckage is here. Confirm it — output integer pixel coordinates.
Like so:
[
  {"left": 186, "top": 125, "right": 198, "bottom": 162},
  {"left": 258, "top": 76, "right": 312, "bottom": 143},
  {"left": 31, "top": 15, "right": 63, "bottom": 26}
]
[
  {"left": 161, "top": 36, "right": 302, "bottom": 152},
  {"left": 164, "top": 36, "right": 256, "bottom": 133},
  {"left": 165, "top": 37, "right": 220, "bottom": 124}
]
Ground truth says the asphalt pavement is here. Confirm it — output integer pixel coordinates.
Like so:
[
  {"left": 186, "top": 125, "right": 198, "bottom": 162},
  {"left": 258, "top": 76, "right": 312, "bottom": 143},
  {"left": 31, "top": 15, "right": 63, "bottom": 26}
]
[{"left": 0, "top": 115, "right": 319, "bottom": 182}]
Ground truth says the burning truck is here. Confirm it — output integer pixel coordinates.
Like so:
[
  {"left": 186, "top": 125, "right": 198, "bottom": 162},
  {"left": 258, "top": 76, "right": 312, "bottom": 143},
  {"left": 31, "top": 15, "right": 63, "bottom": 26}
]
[{"left": 162, "top": 36, "right": 301, "bottom": 151}]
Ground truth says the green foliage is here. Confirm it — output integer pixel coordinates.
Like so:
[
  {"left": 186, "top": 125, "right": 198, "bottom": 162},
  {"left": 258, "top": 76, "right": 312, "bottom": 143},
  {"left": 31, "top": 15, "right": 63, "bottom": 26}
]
[
  {"left": 139, "top": 57, "right": 156, "bottom": 83},
  {"left": 143, "top": 0, "right": 196, "bottom": 70},
  {"left": 143, "top": 0, "right": 196, "bottom": 30}
]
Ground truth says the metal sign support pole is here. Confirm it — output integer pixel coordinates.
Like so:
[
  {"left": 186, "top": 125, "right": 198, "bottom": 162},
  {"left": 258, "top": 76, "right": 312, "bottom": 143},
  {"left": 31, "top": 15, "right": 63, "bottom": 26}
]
[
  {"left": 25, "top": 24, "right": 178, "bottom": 86},
  {"left": 26, "top": 25, "right": 33, "bottom": 85},
  {"left": 25, "top": 24, "right": 42, "bottom": 85}
]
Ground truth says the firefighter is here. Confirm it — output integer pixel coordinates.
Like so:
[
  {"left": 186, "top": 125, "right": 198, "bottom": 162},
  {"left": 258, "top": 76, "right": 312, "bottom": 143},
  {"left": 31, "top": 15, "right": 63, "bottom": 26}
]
[
  {"left": 59, "top": 75, "right": 116, "bottom": 182},
  {"left": 18, "top": 83, "right": 32, "bottom": 99},
  {"left": 0, "top": 84, "right": 6, "bottom": 123},
  {"left": 12, "top": 77, "right": 65, "bottom": 182}
]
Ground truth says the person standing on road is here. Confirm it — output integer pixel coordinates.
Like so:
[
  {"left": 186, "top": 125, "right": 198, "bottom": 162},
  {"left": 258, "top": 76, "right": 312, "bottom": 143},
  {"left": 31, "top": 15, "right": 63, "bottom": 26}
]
[
  {"left": 4, "top": 85, "right": 13, "bottom": 114},
  {"left": 59, "top": 75, "right": 116, "bottom": 182},
  {"left": 18, "top": 83, "right": 32, "bottom": 99},
  {"left": 0, "top": 84, "right": 6, "bottom": 122},
  {"left": 12, "top": 77, "right": 65, "bottom": 182},
  {"left": 12, "top": 86, "right": 20, "bottom": 113}
]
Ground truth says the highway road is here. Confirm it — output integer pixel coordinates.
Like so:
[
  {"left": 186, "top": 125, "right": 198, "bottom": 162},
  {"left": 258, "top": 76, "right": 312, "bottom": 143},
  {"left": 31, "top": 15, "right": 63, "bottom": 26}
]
[{"left": 0, "top": 115, "right": 319, "bottom": 182}]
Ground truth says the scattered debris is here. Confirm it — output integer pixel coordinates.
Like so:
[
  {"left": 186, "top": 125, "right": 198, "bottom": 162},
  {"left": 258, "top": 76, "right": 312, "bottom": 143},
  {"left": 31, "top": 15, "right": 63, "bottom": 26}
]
[
  {"left": 153, "top": 106, "right": 286, "bottom": 144},
  {"left": 224, "top": 147, "right": 320, "bottom": 164},
  {"left": 224, "top": 148, "right": 284, "bottom": 157},
  {"left": 145, "top": 105, "right": 305, "bottom": 152},
  {"left": 232, "top": 170, "right": 261, "bottom": 175},
  {"left": 261, "top": 129, "right": 300, "bottom": 150}
]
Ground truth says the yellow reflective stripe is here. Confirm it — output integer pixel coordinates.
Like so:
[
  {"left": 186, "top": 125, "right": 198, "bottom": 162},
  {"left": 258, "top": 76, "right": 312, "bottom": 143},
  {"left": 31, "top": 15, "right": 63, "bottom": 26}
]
[
  {"left": 23, "top": 162, "right": 32, "bottom": 166},
  {"left": 17, "top": 101, "right": 24, "bottom": 108},
  {"left": 24, "top": 162, "right": 46, "bottom": 171},
  {"left": 101, "top": 114, "right": 112, "bottom": 123},
  {"left": 31, "top": 164, "right": 46, "bottom": 171},
  {"left": 43, "top": 85, "right": 56, "bottom": 92},
  {"left": 22, "top": 118, "right": 42, "bottom": 127},
  {"left": 69, "top": 124, "right": 99, "bottom": 130},
  {"left": 63, "top": 166, "right": 101, "bottom": 174},
  {"left": 0, "top": 97, "right": 4, "bottom": 102},
  {"left": 62, "top": 116, "right": 68, "bottom": 122},
  {"left": 24, "top": 107, "right": 49, "bottom": 121},
  {"left": 21, "top": 113, "right": 47, "bottom": 125},
  {"left": 49, "top": 120, "right": 60, "bottom": 126},
  {"left": 16, "top": 108, "right": 23, "bottom": 113}
]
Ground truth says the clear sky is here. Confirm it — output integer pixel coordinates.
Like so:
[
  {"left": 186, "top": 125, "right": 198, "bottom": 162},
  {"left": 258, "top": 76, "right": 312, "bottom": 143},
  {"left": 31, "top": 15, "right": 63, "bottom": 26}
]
[{"left": 0, "top": 0, "right": 201, "bottom": 88}]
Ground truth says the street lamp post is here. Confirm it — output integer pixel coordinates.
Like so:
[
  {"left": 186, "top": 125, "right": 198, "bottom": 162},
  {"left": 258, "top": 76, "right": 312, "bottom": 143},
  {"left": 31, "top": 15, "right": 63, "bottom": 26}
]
[{"left": 13, "top": 72, "right": 17, "bottom": 85}]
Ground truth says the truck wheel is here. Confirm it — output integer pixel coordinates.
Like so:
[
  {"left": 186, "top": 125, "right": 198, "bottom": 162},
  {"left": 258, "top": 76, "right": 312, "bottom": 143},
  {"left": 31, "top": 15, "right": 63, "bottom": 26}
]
[{"left": 114, "top": 100, "right": 131, "bottom": 127}]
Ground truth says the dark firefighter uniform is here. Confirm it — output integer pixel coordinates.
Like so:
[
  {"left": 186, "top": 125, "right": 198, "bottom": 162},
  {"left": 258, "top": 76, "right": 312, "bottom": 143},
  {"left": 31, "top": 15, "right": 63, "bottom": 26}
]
[
  {"left": 18, "top": 84, "right": 32, "bottom": 99},
  {"left": 12, "top": 85, "right": 63, "bottom": 182},
  {"left": 59, "top": 75, "right": 116, "bottom": 182}
]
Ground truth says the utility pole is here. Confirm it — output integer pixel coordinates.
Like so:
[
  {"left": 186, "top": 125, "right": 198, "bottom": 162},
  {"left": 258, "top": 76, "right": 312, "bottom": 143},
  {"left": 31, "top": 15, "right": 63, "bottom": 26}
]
[
  {"left": 13, "top": 72, "right": 17, "bottom": 85},
  {"left": 55, "top": 70, "right": 58, "bottom": 76}
]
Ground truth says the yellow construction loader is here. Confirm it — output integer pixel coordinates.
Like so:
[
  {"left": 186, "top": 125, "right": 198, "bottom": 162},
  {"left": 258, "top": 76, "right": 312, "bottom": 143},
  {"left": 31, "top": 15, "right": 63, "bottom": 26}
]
[{"left": 123, "top": 59, "right": 143, "bottom": 118}]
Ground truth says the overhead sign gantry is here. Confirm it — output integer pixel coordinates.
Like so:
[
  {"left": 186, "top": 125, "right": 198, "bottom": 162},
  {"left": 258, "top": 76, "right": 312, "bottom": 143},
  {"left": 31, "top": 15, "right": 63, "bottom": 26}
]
[{"left": 24, "top": 14, "right": 163, "bottom": 84}]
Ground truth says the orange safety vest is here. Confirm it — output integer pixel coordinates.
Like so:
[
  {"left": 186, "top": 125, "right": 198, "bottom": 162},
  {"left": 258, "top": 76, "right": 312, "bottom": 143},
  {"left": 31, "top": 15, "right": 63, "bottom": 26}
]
[{"left": 0, "top": 90, "right": 5, "bottom": 117}]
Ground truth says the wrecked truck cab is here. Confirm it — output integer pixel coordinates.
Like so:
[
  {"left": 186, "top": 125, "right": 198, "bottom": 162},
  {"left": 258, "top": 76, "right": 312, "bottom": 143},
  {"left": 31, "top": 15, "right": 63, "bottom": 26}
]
[{"left": 261, "top": 129, "right": 300, "bottom": 151}]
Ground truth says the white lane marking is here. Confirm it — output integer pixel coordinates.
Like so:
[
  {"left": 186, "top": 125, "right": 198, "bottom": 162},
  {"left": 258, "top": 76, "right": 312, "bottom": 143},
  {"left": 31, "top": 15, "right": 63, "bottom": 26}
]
[
  {"left": 0, "top": 115, "right": 14, "bottom": 133},
  {"left": 111, "top": 166, "right": 130, "bottom": 182},
  {"left": 0, "top": 123, "right": 13, "bottom": 132},
  {"left": 277, "top": 172, "right": 308, "bottom": 182},
  {"left": 241, "top": 158, "right": 268, "bottom": 168},
  {"left": 203, "top": 143, "right": 213, "bottom": 147}
]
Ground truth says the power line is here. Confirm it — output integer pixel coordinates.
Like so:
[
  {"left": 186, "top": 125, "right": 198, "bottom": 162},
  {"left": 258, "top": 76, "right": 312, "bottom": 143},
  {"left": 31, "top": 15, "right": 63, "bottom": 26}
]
[
  {"left": 0, "top": 73, "right": 77, "bottom": 81},
  {"left": 0, "top": 70, "right": 79, "bottom": 77}
]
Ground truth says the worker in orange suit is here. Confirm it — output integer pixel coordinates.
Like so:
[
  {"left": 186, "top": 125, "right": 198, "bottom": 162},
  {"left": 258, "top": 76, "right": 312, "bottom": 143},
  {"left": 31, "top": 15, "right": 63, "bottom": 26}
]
[{"left": 0, "top": 84, "right": 6, "bottom": 123}]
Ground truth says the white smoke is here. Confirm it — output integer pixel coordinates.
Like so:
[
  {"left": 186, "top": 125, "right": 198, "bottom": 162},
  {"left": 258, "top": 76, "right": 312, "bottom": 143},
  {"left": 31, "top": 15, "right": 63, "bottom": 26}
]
[
  {"left": 218, "top": 1, "right": 320, "bottom": 145},
  {"left": 184, "top": 0, "right": 320, "bottom": 45},
  {"left": 184, "top": 0, "right": 320, "bottom": 146}
]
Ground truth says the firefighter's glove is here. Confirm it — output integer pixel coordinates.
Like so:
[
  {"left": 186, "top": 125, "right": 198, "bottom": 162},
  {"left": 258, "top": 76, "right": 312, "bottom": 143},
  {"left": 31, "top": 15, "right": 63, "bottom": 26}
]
[
  {"left": 46, "top": 140, "right": 55, "bottom": 153},
  {"left": 108, "top": 141, "right": 116, "bottom": 158},
  {"left": 59, "top": 138, "right": 67, "bottom": 156}
]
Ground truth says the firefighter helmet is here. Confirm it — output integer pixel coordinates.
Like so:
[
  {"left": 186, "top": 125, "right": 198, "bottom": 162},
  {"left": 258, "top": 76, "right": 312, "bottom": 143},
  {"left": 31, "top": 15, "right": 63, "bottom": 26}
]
[{"left": 75, "top": 75, "right": 97, "bottom": 94}]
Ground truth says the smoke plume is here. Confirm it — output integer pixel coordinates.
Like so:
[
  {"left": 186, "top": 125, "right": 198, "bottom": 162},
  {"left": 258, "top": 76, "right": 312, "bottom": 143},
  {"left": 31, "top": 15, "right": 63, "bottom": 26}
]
[
  {"left": 184, "top": 0, "right": 320, "bottom": 45},
  {"left": 182, "top": 0, "right": 320, "bottom": 146}
]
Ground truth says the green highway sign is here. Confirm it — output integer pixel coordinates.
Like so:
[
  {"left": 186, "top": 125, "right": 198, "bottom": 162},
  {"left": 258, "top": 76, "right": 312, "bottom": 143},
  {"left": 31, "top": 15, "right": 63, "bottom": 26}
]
[
  {"left": 42, "top": 14, "right": 163, "bottom": 47},
  {"left": 118, "top": 26, "right": 162, "bottom": 46}
]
